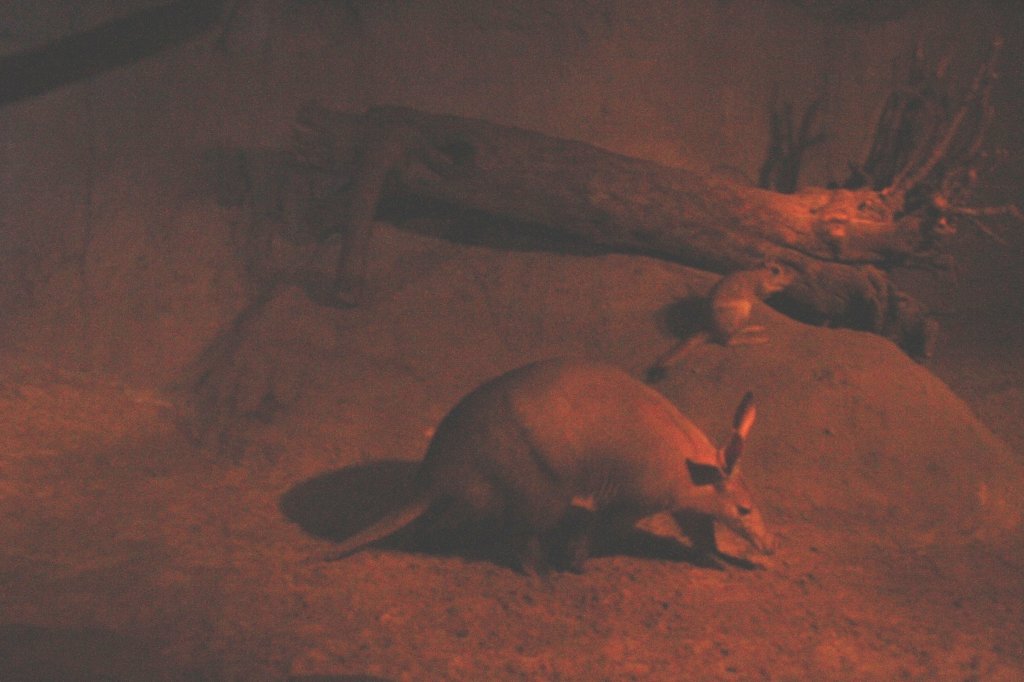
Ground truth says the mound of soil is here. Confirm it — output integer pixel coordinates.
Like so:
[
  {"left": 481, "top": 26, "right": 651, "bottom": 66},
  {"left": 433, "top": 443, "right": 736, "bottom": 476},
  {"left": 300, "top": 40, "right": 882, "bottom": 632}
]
[
  {"left": 2, "top": 223, "right": 1022, "bottom": 679},
  {"left": 198, "top": 222, "right": 1024, "bottom": 546}
]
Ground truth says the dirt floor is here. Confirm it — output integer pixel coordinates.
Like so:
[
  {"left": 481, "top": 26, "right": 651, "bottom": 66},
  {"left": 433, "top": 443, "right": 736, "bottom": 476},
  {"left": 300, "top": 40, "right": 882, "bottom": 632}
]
[
  {"left": 2, "top": 3, "right": 1023, "bottom": 680},
  {"left": 1, "top": 220, "right": 1022, "bottom": 681}
]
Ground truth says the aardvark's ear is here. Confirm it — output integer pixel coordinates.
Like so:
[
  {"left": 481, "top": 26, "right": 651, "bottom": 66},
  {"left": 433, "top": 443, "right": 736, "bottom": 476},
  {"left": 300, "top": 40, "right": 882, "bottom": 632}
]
[
  {"left": 686, "top": 459, "right": 726, "bottom": 487},
  {"left": 724, "top": 391, "right": 756, "bottom": 474}
]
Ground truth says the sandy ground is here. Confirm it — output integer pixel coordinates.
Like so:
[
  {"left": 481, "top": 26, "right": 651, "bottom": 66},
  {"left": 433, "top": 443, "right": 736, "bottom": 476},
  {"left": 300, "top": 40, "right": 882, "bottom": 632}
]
[
  {"left": 0, "top": 220, "right": 1022, "bottom": 681},
  {"left": 1, "top": 4, "right": 1022, "bottom": 679}
]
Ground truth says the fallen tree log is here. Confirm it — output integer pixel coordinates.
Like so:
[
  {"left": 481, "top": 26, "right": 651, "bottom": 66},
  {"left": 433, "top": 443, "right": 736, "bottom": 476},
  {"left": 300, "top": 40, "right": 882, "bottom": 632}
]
[{"left": 293, "top": 103, "right": 939, "bottom": 356}]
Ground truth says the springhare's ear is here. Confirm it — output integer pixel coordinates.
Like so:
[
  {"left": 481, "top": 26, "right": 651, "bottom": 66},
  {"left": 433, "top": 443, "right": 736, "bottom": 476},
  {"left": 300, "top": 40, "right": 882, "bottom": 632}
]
[{"left": 686, "top": 459, "right": 726, "bottom": 487}]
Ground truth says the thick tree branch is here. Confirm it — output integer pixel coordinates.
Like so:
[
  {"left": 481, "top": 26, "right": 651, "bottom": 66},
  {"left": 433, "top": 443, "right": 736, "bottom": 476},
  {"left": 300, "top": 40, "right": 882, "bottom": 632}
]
[{"left": 291, "top": 103, "right": 936, "bottom": 356}]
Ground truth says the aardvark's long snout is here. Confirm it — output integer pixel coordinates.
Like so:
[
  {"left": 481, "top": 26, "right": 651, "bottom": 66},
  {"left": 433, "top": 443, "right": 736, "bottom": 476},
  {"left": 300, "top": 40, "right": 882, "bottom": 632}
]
[
  {"left": 728, "top": 512, "right": 776, "bottom": 555},
  {"left": 751, "top": 530, "right": 776, "bottom": 555}
]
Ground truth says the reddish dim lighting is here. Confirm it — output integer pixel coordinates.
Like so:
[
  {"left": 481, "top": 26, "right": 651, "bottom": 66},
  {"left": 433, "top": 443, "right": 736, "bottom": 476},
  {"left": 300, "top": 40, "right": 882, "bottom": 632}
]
[{"left": 1, "top": 2, "right": 1021, "bottom": 679}]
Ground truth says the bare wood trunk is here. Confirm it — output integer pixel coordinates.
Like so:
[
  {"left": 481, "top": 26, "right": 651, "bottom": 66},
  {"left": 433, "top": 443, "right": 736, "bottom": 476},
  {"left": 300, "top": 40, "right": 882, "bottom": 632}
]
[{"left": 294, "top": 104, "right": 936, "bottom": 356}]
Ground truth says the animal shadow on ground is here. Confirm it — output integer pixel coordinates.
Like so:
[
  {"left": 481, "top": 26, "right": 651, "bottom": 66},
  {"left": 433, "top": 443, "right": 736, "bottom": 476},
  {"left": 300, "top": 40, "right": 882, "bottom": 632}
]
[
  {"left": 645, "top": 295, "right": 708, "bottom": 382},
  {"left": 281, "top": 461, "right": 752, "bottom": 572},
  {"left": 658, "top": 295, "right": 711, "bottom": 339},
  {"left": 280, "top": 460, "right": 421, "bottom": 544}
]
